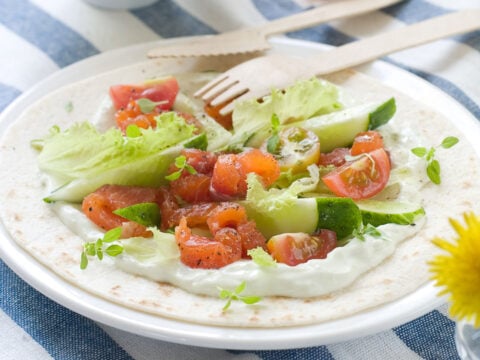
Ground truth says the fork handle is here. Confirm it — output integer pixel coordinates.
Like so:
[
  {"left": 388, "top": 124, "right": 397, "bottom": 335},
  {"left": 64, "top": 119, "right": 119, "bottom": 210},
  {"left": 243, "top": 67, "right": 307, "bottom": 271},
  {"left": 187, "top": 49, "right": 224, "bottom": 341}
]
[
  {"left": 307, "top": 9, "right": 480, "bottom": 75},
  {"left": 258, "top": 0, "right": 401, "bottom": 36}
]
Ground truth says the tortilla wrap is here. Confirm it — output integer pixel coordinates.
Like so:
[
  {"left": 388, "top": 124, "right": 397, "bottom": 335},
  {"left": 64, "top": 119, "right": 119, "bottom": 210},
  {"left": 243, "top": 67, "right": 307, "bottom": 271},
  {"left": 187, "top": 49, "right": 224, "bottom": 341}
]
[{"left": 1, "top": 57, "right": 479, "bottom": 328}]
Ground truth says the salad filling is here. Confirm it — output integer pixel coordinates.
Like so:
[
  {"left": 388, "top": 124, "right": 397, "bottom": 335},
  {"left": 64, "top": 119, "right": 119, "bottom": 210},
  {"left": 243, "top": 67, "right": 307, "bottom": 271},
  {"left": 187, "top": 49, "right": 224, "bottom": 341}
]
[{"left": 34, "top": 73, "right": 428, "bottom": 298}]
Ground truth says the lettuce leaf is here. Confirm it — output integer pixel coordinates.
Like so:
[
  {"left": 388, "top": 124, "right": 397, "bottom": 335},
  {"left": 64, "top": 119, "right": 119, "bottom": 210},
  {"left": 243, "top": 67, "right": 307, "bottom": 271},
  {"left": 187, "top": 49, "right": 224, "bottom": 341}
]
[
  {"left": 230, "top": 77, "right": 342, "bottom": 147},
  {"left": 38, "top": 112, "right": 197, "bottom": 202},
  {"left": 245, "top": 165, "right": 320, "bottom": 212},
  {"left": 121, "top": 228, "right": 179, "bottom": 263},
  {"left": 38, "top": 112, "right": 196, "bottom": 181},
  {"left": 242, "top": 166, "right": 320, "bottom": 238}
]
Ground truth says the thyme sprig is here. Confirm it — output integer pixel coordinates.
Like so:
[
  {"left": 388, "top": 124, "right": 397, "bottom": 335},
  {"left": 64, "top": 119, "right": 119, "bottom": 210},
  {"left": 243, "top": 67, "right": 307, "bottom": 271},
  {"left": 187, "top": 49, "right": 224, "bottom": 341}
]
[
  {"left": 411, "top": 136, "right": 459, "bottom": 185},
  {"left": 80, "top": 227, "right": 123, "bottom": 270}
]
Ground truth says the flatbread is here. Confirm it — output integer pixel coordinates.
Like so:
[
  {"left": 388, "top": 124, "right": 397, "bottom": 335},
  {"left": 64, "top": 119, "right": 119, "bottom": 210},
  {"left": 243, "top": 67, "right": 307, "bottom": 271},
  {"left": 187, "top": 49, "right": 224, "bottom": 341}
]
[{"left": 1, "top": 58, "right": 479, "bottom": 328}]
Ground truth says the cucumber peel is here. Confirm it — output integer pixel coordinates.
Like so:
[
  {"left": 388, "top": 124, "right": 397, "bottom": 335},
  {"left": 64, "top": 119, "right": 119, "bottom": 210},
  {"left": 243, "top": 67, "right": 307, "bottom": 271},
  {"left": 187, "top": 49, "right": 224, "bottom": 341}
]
[
  {"left": 356, "top": 199, "right": 425, "bottom": 227},
  {"left": 369, "top": 98, "right": 396, "bottom": 130},
  {"left": 244, "top": 196, "right": 362, "bottom": 240},
  {"left": 288, "top": 98, "right": 396, "bottom": 152},
  {"left": 245, "top": 195, "right": 423, "bottom": 241},
  {"left": 315, "top": 197, "right": 362, "bottom": 239}
]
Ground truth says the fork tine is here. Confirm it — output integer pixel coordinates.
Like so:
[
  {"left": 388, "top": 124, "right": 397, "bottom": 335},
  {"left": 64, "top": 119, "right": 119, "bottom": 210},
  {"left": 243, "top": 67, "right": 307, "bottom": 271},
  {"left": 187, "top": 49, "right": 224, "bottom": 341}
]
[
  {"left": 194, "top": 74, "right": 228, "bottom": 98},
  {"left": 218, "top": 100, "right": 236, "bottom": 115},
  {"left": 210, "top": 83, "right": 249, "bottom": 107},
  {"left": 199, "top": 77, "right": 239, "bottom": 103},
  {"left": 217, "top": 89, "right": 252, "bottom": 115}
]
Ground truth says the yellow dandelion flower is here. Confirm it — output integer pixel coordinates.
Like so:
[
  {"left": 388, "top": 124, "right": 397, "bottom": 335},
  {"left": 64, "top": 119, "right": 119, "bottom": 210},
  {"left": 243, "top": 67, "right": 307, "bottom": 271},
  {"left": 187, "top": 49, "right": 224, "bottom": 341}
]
[{"left": 429, "top": 212, "right": 480, "bottom": 328}]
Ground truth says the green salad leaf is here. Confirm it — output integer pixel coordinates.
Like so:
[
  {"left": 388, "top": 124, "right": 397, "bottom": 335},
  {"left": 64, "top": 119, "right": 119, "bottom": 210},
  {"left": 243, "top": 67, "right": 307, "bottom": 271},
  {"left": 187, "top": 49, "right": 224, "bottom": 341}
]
[
  {"left": 37, "top": 112, "right": 197, "bottom": 202},
  {"left": 38, "top": 112, "right": 196, "bottom": 181},
  {"left": 230, "top": 77, "right": 342, "bottom": 147},
  {"left": 247, "top": 247, "right": 277, "bottom": 267},
  {"left": 121, "top": 228, "right": 180, "bottom": 262}
]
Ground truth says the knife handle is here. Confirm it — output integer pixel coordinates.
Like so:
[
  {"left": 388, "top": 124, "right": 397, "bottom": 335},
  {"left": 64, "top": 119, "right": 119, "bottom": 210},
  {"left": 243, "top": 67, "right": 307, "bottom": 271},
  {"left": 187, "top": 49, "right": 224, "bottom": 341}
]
[
  {"left": 306, "top": 9, "right": 480, "bottom": 74},
  {"left": 258, "top": 0, "right": 402, "bottom": 36}
]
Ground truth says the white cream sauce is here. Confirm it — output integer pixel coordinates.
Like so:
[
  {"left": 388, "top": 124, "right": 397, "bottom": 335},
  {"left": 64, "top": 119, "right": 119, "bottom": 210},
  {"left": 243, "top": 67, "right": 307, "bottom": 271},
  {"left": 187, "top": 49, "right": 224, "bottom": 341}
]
[{"left": 50, "top": 123, "right": 427, "bottom": 298}]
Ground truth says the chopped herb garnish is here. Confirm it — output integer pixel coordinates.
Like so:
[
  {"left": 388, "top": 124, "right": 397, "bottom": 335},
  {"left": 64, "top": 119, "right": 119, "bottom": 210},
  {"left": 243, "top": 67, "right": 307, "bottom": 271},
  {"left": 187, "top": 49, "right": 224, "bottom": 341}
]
[
  {"left": 218, "top": 281, "right": 262, "bottom": 311},
  {"left": 184, "top": 133, "right": 208, "bottom": 150},
  {"left": 266, "top": 114, "right": 281, "bottom": 154},
  {"left": 113, "top": 202, "right": 161, "bottom": 227},
  {"left": 80, "top": 227, "right": 123, "bottom": 270},
  {"left": 353, "top": 224, "right": 382, "bottom": 241},
  {"left": 137, "top": 98, "right": 168, "bottom": 113},
  {"left": 165, "top": 155, "right": 197, "bottom": 181},
  {"left": 411, "top": 136, "right": 459, "bottom": 184}
]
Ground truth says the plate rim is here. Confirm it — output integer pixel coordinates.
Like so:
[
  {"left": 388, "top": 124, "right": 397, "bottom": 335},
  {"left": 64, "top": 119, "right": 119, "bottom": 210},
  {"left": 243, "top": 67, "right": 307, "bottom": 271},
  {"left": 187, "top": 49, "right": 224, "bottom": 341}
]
[{"left": 1, "top": 36, "right": 471, "bottom": 350}]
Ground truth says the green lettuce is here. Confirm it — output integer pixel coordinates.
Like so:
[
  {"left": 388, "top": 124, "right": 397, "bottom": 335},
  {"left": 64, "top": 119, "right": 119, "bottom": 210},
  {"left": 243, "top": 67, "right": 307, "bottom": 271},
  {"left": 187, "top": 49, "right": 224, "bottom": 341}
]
[
  {"left": 242, "top": 166, "right": 320, "bottom": 238},
  {"left": 230, "top": 77, "right": 342, "bottom": 147},
  {"left": 121, "top": 228, "right": 179, "bottom": 263},
  {"left": 38, "top": 112, "right": 195, "bottom": 180},
  {"left": 38, "top": 112, "right": 197, "bottom": 202}
]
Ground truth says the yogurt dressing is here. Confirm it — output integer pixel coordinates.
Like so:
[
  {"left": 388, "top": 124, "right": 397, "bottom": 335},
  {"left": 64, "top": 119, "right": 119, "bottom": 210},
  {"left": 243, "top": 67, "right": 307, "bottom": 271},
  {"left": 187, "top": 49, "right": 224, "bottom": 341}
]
[{"left": 50, "top": 123, "right": 427, "bottom": 297}]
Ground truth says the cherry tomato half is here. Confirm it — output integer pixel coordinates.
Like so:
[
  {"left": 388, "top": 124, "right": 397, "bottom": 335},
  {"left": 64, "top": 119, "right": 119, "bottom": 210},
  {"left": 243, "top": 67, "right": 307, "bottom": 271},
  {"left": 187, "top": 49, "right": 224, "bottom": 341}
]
[
  {"left": 321, "top": 148, "right": 390, "bottom": 200},
  {"left": 267, "top": 230, "right": 337, "bottom": 266},
  {"left": 261, "top": 127, "right": 321, "bottom": 174},
  {"left": 109, "top": 76, "right": 179, "bottom": 111},
  {"left": 350, "top": 130, "right": 384, "bottom": 156}
]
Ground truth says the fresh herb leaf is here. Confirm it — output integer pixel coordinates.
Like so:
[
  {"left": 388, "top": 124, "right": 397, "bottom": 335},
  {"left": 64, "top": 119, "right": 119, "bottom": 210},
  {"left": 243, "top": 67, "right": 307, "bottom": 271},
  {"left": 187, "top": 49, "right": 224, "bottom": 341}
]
[
  {"left": 353, "top": 224, "right": 382, "bottom": 241},
  {"left": 103, "top": 227, "right": 123, "bottom": 243},
  {"left": 241, "top": 296, "right": 263, "bottom": 305},
  {"left": 411, "top": 136, "right": 458, "bottom": 185},
  {"left": 247, "top": 247, "right": 277, "bottom": 267},
  {"left": 266, "top": 114, "right": 281, "bottom": 154},
  {"left": 165, "top": 155, "right": 197, "bottom": 181},
  {"left": 113, "top": 203, "right": 161, "bottom": 227},
  {"left": 411, "top": 147, "right": 427, "bottom": 158},
  {"left": 80, "top": 251, "right": 88, "bottom": 270},
  {"left": 137, "top": 98, "right": 168, "bottom": 113},
  {"left": 65, "top": 101, "right": 74, "bottom": 113},
  {"left": 80, "top": 227, "right": 123, "bottom": 269},
  {"left": 96, "top": 239, "right": 103, "bottom": 260},
  {"left": 441, "top": 136, "right": 459, "bottom": 149},
  {"left": 184, "top": 133, "right": 208, "bottom": 150},
  {"left": 427, "top": 159, "right": 441, "bottom": 185},
  {"left": 217, "top": 281, "right": 262, "bottom": 311},
  {"left": 105, "top": 244, "right": 124, "bottom": 257}
]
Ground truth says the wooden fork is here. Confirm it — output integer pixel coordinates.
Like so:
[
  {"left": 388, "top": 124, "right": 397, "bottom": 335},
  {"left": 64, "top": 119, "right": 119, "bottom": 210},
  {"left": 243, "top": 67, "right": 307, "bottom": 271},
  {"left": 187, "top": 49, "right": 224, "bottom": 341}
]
[{"left": 195, "top": 10, "right": 480, "bottom": 114}]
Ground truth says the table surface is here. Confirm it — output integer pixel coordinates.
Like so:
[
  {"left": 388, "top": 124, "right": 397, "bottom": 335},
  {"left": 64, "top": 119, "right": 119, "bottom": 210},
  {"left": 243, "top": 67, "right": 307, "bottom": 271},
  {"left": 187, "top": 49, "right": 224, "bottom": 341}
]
[{"left": 1, "top": 0, "right": 479, "bottom": 359}]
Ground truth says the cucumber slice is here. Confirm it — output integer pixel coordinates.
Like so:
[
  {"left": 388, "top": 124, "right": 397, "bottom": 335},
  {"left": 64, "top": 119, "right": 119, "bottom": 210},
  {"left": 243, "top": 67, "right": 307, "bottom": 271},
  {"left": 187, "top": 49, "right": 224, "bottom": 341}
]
[
  {"left": 243, "top": 198, "right": 318, "bottom": 239},
  {"left": 315, "top": 197, "right": 362, "bottom": 239},
  {"left": 369, "top": 98, "right": 396, "bottom": 130},
  {"left": 243, "top": 197, "right": 362, "bottom": 240},
  {"left": 357, "top": 199, "right": 425, "bottom": 226},
  {"left": 291, "top": 98, "right": 396, "bottom": 153}
]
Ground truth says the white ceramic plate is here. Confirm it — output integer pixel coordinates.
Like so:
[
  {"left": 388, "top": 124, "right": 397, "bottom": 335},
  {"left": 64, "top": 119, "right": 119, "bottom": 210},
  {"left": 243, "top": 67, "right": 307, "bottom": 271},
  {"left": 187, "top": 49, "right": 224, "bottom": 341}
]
[{"left": 1, "top": 37, "right": 476, "bottom": 350}]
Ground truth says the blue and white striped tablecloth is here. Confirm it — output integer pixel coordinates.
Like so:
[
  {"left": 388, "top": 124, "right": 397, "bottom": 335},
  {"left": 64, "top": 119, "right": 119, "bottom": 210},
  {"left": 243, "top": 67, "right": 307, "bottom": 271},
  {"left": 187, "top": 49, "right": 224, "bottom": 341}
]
[{"left": 1, "top": 0, "right": 479, "bottom": 359}]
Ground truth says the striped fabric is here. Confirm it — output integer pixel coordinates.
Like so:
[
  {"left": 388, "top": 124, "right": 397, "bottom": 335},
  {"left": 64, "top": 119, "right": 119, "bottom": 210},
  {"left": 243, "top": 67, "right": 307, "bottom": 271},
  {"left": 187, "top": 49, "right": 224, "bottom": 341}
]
[{"left": 1, "top": 0, "right": 479, "bottom": 359}]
